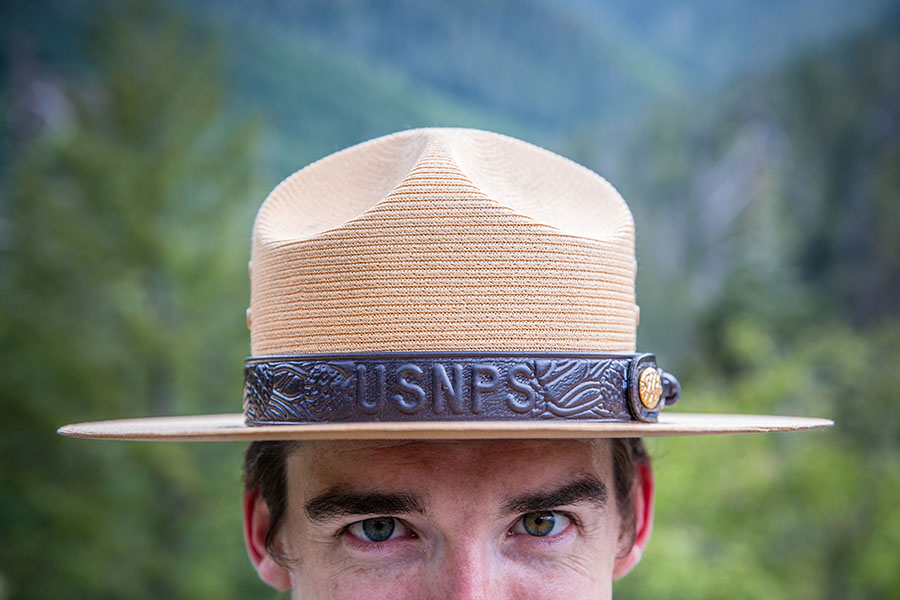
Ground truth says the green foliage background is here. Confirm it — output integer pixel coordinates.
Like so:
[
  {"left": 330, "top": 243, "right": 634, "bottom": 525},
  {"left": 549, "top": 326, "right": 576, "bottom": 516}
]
[{"left": 1, "top": 0, "right": 898, "bottom": 597}]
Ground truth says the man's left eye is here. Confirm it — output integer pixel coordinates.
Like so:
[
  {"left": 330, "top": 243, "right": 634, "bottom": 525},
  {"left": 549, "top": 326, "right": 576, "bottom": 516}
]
[
  {"left": 347, "top": 517, "right": 411, "bottom": 543},
  {"left": 511, "top": 511, "right": 571, "bottom": 537}
]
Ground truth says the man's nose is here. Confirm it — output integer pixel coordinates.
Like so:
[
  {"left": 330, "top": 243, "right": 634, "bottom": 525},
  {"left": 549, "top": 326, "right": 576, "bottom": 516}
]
[{"left": 432, "top": 540, "right": 498, "bottom": 600}]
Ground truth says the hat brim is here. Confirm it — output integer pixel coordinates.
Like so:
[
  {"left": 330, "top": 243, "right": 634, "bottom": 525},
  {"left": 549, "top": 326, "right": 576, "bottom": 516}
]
[{"left": 57, "top": 412, "right": 832, "bottom": 442}]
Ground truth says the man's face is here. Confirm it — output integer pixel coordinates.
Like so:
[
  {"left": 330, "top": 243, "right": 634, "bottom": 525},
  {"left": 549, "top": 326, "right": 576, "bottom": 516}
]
[{"left": 254, "top": 439, "right": 643, "bottom": 599}]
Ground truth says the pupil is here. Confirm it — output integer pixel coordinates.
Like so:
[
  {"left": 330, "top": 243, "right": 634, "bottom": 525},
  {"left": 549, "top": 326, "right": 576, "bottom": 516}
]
[
  {"left": 524, "top": 511, "right": 555, "bottom": 536},
  {"left": 362, "top": 517, "right": 395, "bottom": 542}
]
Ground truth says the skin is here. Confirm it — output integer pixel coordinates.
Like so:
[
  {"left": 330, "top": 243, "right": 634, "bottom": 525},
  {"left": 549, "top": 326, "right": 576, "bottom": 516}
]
[{"left": 244, "top": 439, "right": 654, "bottom": 599}]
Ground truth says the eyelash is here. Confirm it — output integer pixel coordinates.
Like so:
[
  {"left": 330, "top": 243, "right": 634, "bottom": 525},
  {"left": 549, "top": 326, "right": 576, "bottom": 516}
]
[
  {"left": 338, "top": 511, "right": 581, "bottom": 545},
  {"left": 337, "top": 517, "right": 416, "bottom": 544},
  {"left": 348, "top": 517, "right": 414, "bottom": 542},
  {"left": 509, "top": 511, "right": 580, "bottom": 538}
]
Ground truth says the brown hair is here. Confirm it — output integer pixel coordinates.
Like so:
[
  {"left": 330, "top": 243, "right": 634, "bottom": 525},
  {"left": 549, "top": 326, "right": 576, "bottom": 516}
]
[
  {"left": 244, "top": 438, "right": 649, "bottom": 561},
  {"left": 609, "top": 437, "right": 649, "bottom": 553}
]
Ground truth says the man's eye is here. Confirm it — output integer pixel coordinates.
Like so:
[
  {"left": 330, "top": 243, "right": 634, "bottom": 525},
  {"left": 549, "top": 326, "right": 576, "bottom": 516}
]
[
  {"left": 512, "top": 511, "right": 571, "bottom": 537},
  {"left": 347, "top": 517, "right": 409, "bottom": 542}
]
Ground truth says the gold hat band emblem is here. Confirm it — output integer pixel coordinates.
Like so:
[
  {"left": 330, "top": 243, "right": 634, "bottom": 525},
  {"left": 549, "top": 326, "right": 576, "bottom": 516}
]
[{"left": 639, "top": 367, "right": 663, "bottom": 409}]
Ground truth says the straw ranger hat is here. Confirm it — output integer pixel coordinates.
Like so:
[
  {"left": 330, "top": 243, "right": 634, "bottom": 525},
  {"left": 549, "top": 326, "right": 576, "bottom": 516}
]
[{"left": 59, "top": 128, "right": 831, "bottom": 441}]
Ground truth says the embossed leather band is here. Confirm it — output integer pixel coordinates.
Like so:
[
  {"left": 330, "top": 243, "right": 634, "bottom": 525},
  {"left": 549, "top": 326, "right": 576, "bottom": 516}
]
[{"left": 243, "top": 353, "right": 680, "bottom": 425}]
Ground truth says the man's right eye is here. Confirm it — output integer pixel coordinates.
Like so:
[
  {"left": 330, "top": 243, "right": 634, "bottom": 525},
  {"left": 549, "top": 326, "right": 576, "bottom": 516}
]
[{"left": 347, "top": 517, "right": 412, "bottom": 543}]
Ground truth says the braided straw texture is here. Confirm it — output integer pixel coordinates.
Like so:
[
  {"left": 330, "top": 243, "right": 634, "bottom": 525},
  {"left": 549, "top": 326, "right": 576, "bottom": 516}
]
[{"left": 249, "top": 128, "right": 638, "bottom": 355}]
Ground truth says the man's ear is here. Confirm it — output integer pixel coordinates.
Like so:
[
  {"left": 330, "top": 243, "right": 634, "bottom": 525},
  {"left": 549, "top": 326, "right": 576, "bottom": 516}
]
[
  {"left": 243, "top": 487, "right": 292, "bottom": 591},
  {"left": 612, "top": 461, "right": 654, "bottom": 580}
]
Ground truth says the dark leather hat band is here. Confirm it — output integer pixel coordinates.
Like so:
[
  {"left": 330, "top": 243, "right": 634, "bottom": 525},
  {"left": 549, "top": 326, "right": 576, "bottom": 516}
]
[{"left": 242, "top": 352, "right": 680, "bottom": 425}]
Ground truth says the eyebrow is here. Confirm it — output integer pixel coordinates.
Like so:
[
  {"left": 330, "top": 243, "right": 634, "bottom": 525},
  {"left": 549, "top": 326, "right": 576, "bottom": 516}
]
[
  {"left": 501, "top": 475, "right": 609, "bottom": 515},
  {"left": 305, "top": 489, "right": 424, "bottom": 522}
]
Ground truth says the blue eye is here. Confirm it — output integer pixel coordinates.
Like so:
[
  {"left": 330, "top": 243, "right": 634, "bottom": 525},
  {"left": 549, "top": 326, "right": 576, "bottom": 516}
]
[
  {"left": 512, "top": 511, "right": 571, "bottom": 537},
  {"left": 348, "top": 517, "right": 406, "bottom": 542}
]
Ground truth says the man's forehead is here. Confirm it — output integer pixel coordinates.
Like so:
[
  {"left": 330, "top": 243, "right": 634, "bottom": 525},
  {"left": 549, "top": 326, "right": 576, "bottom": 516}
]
[
  {"left": 289, "top": 438, "right": 610, "bottom": 462},
  {"left": 285, "top": 439, "right": 614, "bottom": 492}
]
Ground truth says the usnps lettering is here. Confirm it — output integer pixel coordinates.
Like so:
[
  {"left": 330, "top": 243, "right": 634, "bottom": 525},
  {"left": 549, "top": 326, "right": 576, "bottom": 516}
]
[{"left": 242, "top": 354, "right": 673, "bottom": 424}]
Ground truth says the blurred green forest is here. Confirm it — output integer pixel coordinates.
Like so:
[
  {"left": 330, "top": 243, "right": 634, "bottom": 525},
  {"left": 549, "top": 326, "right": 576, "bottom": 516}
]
[{"left": 1, "top": 0, "right": 898, "bottom": 598}]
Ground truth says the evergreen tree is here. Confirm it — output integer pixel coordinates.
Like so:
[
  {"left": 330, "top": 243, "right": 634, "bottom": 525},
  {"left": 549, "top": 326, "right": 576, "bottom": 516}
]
[{"left": 0, "top": 2, "right": 267, "bottom": 597}]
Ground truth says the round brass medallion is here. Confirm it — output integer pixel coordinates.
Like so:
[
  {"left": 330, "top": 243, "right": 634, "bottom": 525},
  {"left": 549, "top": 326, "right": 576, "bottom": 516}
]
[{"left": 639, "top": 367, "right": 663, "bottom": 409}]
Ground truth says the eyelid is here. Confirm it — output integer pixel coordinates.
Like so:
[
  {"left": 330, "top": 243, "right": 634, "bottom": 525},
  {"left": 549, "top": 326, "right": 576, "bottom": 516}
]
[
  {"left": 510, "top": 511, "right": 577, "bottom": 537},
  {"left": 344, "top": 517, "right": 415, "bottom": 543}
]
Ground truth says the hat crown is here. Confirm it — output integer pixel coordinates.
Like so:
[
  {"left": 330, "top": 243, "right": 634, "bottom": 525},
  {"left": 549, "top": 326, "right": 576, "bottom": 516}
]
[
  {"left": 58, "top": 128, "right": 835, "bottom": 440},
  {"left": 249, "top": 128, "right": 638, "bottom": 356}
]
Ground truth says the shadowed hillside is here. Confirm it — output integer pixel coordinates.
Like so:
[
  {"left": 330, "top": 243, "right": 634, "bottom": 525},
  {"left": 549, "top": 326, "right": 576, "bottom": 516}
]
[{"left": 1, "top": 1, "right": 898, "bottom": 598}]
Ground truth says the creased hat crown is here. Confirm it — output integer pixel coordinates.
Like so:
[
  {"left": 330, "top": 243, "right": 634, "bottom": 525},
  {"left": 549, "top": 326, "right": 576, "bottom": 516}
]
[
  {"left": 249, "top": 128, "right": 638, "bottom": 356},
  {"left": 58, "top": 128, "right": 834, "bottom": 440}
]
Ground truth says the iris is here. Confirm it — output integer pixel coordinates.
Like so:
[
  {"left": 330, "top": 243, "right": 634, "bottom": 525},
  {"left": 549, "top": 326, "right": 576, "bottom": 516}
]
[
  {"left": 521, "top": 511, "right": 556, "bottom": 536},
  {"left": 360, "top": 517, "right": 395, "bottom": 542}
]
